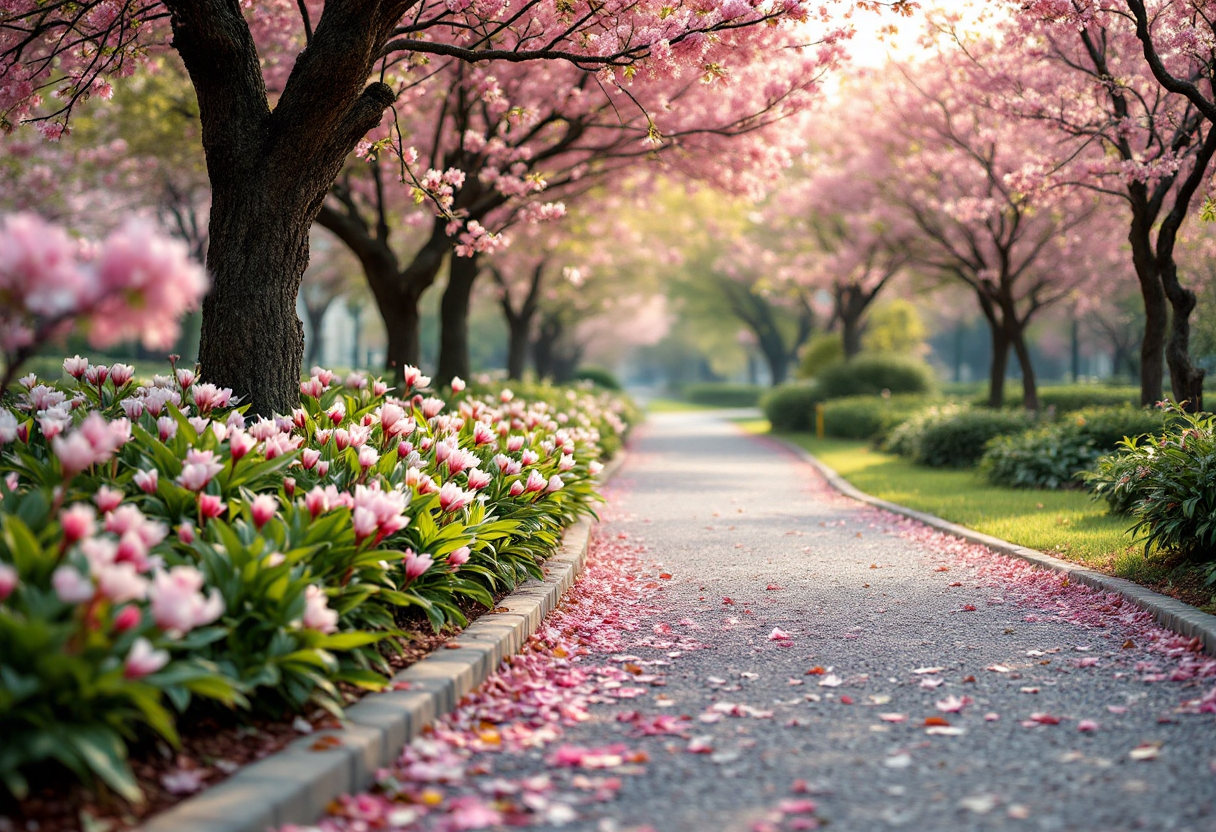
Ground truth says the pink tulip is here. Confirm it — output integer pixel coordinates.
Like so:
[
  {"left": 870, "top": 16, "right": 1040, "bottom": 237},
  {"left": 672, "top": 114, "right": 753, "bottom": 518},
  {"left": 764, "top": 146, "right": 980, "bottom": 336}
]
[
  {"left": 372, "top": 380, "right": 388, "bottom": 396},
  {"left": 0, "top": 563, "right": 17, "bottom": 601},
  {"left": 405, "top": 550, "right": 434, "bottom": 580},
  {"left": 60, "top": 503, "right": 97, "bottom": 543},
  {"left": 95, "top": 562, "right": 149, "bottom": 604},
  {"left": 506, "top": 435, "right": 525, "bottom": 452},
  {"left": 302, "top": 585, "right": 338, "bottom": 633},
  {"left": 358, "top": 446, "right": 380, "bottom": 470},
  {"left": 439, "top": 482, "right": 473, "bottom": 513},
  {"left": 284, "top": 477, "right": 296, "bottom": 496},
  {"left": 401, "top": 365, "right": 428, "bottom": 389},
  {"left": 546, "top": 475, "right": 564, "bottom": 493},
  {"left": 450, "top": 376, "right": 466, "bottom": 393},
  {"left": 113, "top": 604, "right": 141, "bottom": 632},
  {"left": 193, "top": 383, "right": 232, "bottom": 413},
  {"left": 175, "top": 368, "right": 196, "bottom": 389},
  {"left": 305, "top": 487, "right": 330, "bottom": 519},
  {"left": 312, "top": 367, "right": 335, "bottom": 386},
  {"left": 120, "top": 398, "right": 144, "bottom": 419},
  {"left": 448, "top": 546, "right": 471, "bottom": 567},
  {"left": 251, "top": 494, "right": 278, "bottom": 529},
  {"left": 133, "top": 468, "right": 159, "bottom": 494},
  {"left": 52, "top": 566, "right": 94, "bottom": 604},
  {"left": 300, "top": 377, "right": 324, "bottom": 398},
  {"left": 149, "top": 566, "right": 223, "bottom": 633},
  {"left": 421, "top": 397, "right": 445, "bottom": 418},
  {"left": 124, "top": 637, "right": 169, "bottom": 679},
  {"left": 177, "top": 522, "right": 195, "bottom": 544},
  {"left": 353, "top": 506, "right": 378, "bottom": 542},
  {"left": 509, "top": 481, "right": 525, "bottom": 497},
  {"left": 63, "top": 355, "right": 89, "bottom": 379},
  {"left": 466, "top": 468, "right": 491, "bottom": 490},
  {"left": 109, "top": 363, "right": 135, "bottom": 387},
  {"left": 300, "top": 448, "right": 321, "bottom": 470},
  {"left": 524, "top": 470, "right": 548, "bottom": 493},
  {"left": 397, "top": 440, "right": 414, "bottom": 458},
  {"left": 157, "top": 415, "right": 177, "bottom": 441},
  {"left": 228, "top": 429, "right": 256, "bottom": 461},
  {"left": 521, "top": 449, "right": 540, "bottom": 466},
  {"left": 198, "top": 493, "right": 225, "bottom": 520},
  {"left": 315, "top": 460, "right": 330, "bottom": 477},
  {"left": 84, "top": 363, "right": 109, "bottom": 387},
  {"left": 52, "top": 432, "right": 97, "bottom": 474},
  {"left": 589, "top": 460, "right": 604, "bottom": 475},
  {"left": 93, "top": 486, "right": 123, "bottom": 514}
]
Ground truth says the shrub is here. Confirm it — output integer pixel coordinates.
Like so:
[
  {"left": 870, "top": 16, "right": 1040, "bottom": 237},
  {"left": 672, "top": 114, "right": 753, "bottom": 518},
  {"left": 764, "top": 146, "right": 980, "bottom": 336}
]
[
  {"left": 574, "top": 366, "right": 622, "bottom": 391},
  {"left": 815, "top": 354, "right": 936, "bottom": 400},
  {"left": 1084, "top": 404, "right": 1216, "bottom": 571},
  {"left": 885, "top": 405, "right": 1033, "bottom": 468},
  {"left": 762, "top": 383, "right": 823, "bottom": 432},
  {"left": 796, "top": 333, "right": 844, "bottom": 380},
  {"left": 0, "top": 358, "right": 627, "bottom": 802},
  {"left": 971, "top": 384, "right": 1141, "bottom": 412},
  {"left": 682, "top": 382, "right": 764, "bottom": 407},
  {"left": 820, "top": 394, "right": 928, "bottom": 442},
  {"left": 982, "top": 406, "right": 1168, "bottom": 490}
]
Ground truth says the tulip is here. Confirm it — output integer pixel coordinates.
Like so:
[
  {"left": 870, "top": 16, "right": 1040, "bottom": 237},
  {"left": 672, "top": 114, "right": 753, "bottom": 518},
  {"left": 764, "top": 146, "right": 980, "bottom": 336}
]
[
  {"left": 198, "top": 493, "right": 225, "bottom": 520},
  {"left": 52, "top": 566, "right": 94, "bottom": 604},
  {"left": 509, "top": 481, "right": 525, "bottom": 497},
  {"left": 133, "top": 468, "right": 159, "bottom": 494},
  {"left": 109, "top": 363, "right": 135, "bottom": 387},
  {"left": 301, "top": 585, "right": 338, "bottom": 633},
  {"left": 546, "top": 475, "right": 564, "bottom": 493},
  {"left": 251, "top": 494, "right": 278, "bottom": 529},
  {"left": 524, "top": 470, "right": 548, "bottom": 493},
  {"left": 448, "top": 546, "right": 470, "bottom": 567},
  {"left": 0, "top": 563, "right": 17, "bottom": 601},
  {"left": 450, "top": 376, "right": 466, "bottom": 393},
  {"left": 93, "top": 486, "right": 123, "bottom": 514},
  {"left": 60, "top": 503, "right": 97, "bottom": 543},
  {"left": 405, "top": 550, "right": 434, "bottom": 579},
  {"left": 63, "top": 355, "right": 89, "bottom": 379},
  {"left": 113, "top": 604, "right": 141, "bottom": 632},
  {"left": 124, "top": 637, "right": 169, "bottom": 679}
]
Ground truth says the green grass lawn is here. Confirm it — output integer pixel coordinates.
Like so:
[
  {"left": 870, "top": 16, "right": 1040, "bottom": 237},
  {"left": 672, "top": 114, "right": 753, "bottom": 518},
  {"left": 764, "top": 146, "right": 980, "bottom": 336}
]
[{"left": 735, "top": 420, "right": 1215, "bottom": 611}]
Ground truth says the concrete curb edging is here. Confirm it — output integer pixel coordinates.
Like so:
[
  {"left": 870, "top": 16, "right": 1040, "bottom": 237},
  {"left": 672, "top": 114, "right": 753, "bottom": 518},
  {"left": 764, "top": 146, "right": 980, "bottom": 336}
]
[
  {"left": 767, "top": 435, "right": 1216, "bottom": 658},
  {"left": 139, "top": 452, "right": 628, "bottom": 832}
]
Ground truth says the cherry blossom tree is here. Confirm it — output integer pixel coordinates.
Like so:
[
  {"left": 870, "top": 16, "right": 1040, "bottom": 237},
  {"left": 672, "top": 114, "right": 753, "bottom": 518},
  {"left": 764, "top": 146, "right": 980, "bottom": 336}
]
[
  {"left": 316, "top": 22, "right": 835, "bottom": 388},
  {"left": 857, "top": 57, "right": 1110, "bottom": 409},
  {"left": 2, "top": 0, "right": 861, "bottom": 413},
  {"left": 988, "top": 2, "right": 1215, "bottom": 409}
]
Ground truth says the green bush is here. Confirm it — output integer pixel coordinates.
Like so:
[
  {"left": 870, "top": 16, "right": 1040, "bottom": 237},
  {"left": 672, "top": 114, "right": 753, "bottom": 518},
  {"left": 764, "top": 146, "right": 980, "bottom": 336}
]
[
  {"left": 682, "top": 382, "right": 764, "bottom": 407},
  {"left": 796, "top": 333, "right": 844, "bottom": 380},
  {"left": 981, "top": 406, "right": 1168, "bottom": 490},
  {"left": 763, "top": 383, "right": 824, "bottom": 432},
  {"left": 1084, "top": 404, "right": 1216, "bottom": 572},
  {"left": 574, "top": 366, "right": 622, "bottom": 391},
  {"left": 971, "top": 384, "right": 1141, "bottom": 412},
  {"left": 815, "top": 354, "right": 936, "bottom": 400},
  {"left": 820, "top": 394, "right": 928, "bottom": 442},
  {"left": 885, "top": 405, "right": 1033, "bottom": 468}
]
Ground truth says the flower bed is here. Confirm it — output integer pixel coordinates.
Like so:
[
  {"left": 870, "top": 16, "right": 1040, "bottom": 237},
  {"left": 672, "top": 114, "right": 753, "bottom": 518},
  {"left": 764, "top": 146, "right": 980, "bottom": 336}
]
[{"left": 0, "top": 358, "right": 633, "bottom": 811}]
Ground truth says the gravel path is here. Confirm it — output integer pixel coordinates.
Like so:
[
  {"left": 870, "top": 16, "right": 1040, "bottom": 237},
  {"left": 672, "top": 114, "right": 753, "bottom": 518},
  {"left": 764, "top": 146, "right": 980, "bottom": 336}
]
[{"left": 306, "top": 411, "right": 1216, "bottom": 832}]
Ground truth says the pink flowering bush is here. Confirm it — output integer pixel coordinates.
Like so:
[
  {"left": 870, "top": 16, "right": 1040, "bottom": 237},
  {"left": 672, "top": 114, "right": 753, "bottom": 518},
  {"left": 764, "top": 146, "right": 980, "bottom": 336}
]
[{"left": 0, "top": 358, "right": 632, "bottom": 802}]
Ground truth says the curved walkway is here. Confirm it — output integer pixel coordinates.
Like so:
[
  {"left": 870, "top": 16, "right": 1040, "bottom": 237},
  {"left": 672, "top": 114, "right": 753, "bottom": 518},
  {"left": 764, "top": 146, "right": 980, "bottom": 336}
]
[{"left": 304, "top": 411, "right": 1216, "bottom": 832}]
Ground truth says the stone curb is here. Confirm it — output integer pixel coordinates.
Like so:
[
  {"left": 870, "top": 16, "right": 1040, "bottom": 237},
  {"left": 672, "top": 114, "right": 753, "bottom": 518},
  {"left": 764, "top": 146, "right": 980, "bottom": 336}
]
[
  {"left": 765, "top": 435, "right": 1216, "bottom": 658},
  {"left": 139, "top": 452, "right": 628, "bottom": 832}
]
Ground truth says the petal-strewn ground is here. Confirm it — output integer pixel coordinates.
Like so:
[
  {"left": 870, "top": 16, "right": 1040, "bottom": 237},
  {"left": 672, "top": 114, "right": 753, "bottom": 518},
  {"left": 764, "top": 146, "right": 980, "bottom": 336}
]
[{"left": 290, "top": 411, "right": 1216, "bottom": 832}]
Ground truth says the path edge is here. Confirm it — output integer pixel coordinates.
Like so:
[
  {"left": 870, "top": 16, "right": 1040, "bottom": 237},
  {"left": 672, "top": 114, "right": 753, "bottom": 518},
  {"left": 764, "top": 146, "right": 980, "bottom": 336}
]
[
  {"left": 766, "top": 434, "right": 1216, "bottom": 658},
  {"left": 138, "top": 451, "right": 629, "bottom": 832}
]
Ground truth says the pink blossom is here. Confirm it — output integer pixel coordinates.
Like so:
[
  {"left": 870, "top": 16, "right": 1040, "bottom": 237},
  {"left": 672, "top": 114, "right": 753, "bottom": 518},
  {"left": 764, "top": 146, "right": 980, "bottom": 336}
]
[
  {"left": 198, "top": 494, "right": 225, "bottom": 520},
  {"left": 401, "top": 365, "right": 430, "bottom": 390},
  {"left": 0, "top": 563, "right": 17, "bottom": 601},
  {"left": 448, "top": 546, "right": 471, "bottom": 567},
  {"left": 63, "top": 355, "right": 88, "bottom": 378},
  {"left": 546, "top": 475, "right": 564, "bottom": 493},
  {"left": 109, "top": 363, "right": 135, "bottom": 387},
  {"left": 421, "top": 397, "right": 446, "bottom": 418},
  {"left": 84, "top": 363, "right": 109, "bottom": 387},
  {"left": 524, "top": 470, "right": 548, "bottom": 493},
  {"left": 305, "top": 487, "right": 330, "bottom": 519},
  {"left": 133, "top": 468, "right": 159, "bottom": 494},
  {"left": 300, "top": 377, "right": 325, "bottom": 398},
  {"left": 353, "top": 507, "right": 378, "bottom": 542},
  {"left": 95, "top": 562, "right": 149, "bottom": 604},
  {"left": 439, "top": 482, "right": 474, "bottom": 513},
  {"left": 113, "top": 604, "right": 142, "bottom": 632},
  {"left": 229, "top": 429, "right": 256, "bottom": 461},
  {"left": 405, "top": 550, "right": 434, "bottom": 580},
  {"left": 450, "top": 376, "right": 466, "bottom": 393},
  {"left": 52, "top": 565, "right": 94, "bottom": 604},
  {"left": 506, "top": 435, "right": 525, "bottom": 452},
  {"left": 124, "top": 637, "right": 169, "bottom": 679},
  {"left": 52, "top": 432, "right": 97, "bottom": 474},
  {"left": 192, "top": 383, "right": 232, "bottom": 413},
  {"left": 509, "top": 481, "right": 526, "bottom": 497},
  {"left": 149, "top": 566, "right": 224, "bottom": 633},
  {"left": 302, "top": 585, "right": 338, "bottom": 633},
  {"left": 94, "top": 486, "right": 123, "bottom": 513},
  {"left": 157, "top": 415, "right": 178, "bottom": 442},
  {"left": 466, "top": 468, "right": 492, "bottom": 490},
  {"left": 251, "top": 494, "right": 278, "bottom": 529},
  {"left": 358, "top": 446, "right": 380, "bottom": 471},
  {"left": 60, "top": 503, "right": 97, "bottom": 543}
]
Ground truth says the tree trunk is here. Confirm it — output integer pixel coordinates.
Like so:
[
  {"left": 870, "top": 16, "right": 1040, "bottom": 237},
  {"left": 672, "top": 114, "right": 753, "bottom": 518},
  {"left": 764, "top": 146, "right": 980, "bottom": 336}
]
[
  {"left": 532, "top": 322, "right": 560, "bottom": 380},
  {"left": 506, "top": 316, "right": 531, "bottom": 380},
  {"left": 841, "top": 312, "right": 864, "bottom": 359},
  {"left": 436, "top": 253, "right": 480, "bottom": 387},
  {"left": 1128, "top": 222, "right": 1168, "bottom": 407},
  {"left": 1161, "top": 262, "right": 1205, "bottom": 411},
  {"left": 303, "top": 305, "right": 326, "bottom": 369},
  {"left": 198, "top": 197, "right": 312, "bottom": 415},
  {"left": 760, "top": 341, "right": 789, "bottom": 385},
  {"left": 1009, "top": 320, "right": 1040, "bottom": 411}
]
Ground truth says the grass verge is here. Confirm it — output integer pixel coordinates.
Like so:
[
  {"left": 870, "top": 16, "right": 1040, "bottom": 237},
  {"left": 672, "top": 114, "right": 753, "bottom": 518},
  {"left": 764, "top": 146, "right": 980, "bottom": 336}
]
[
  {"left": 646, "top": 398, "right": 728, "bottom": 413},
  {"left": 735, "top": 420, "right": 1216, "bottom": 614}
]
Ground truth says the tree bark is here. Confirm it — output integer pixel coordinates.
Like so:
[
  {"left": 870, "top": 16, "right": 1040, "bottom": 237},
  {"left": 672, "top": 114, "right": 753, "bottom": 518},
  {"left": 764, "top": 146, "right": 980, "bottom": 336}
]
[
  {"left": 1161, "top": 261, "right": 1205, "bottom": 410},
  {"left": 759, "top": 340, "right": 789, "bottom": 385},
  {"left": 1128, "top": 213, "right": 1169, "bottom": 407},
  {"left": 303, "top": 303, "right": 327, "bottom": 369},
  {"left": 1009, "top": 320, "right": 1039, "bottom": 411},
  {"left": 436, "top": 252, "right": 480, "bottom": 387},
  {"left": 506, "top": 318, "right": 531, "bottom": 380}
]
